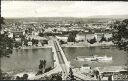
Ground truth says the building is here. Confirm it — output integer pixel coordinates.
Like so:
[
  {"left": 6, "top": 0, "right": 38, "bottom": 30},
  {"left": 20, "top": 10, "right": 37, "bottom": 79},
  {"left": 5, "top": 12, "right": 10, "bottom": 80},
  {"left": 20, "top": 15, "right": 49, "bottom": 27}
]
[
  {"left": 75, "top": 33, "right": 85, "bottom": 41},
  {"left": 98, "top": 66, "right": 127, "bottom": 80},
  {"left": 56, "top": 36, "right": 68, "bottom": 42},
  {"left": 80, "top": 66, "right": 91, "bottom": 73},
  {"left": 85, "top": 34, "right": 95, "bottom": 41},
  {"left": 104, "top": 33, "right": 112, "bottom": 40},
  {"left": 28, "top": 41, "right": 32, "bottom": 46},
  {"left": 37, "top": 41, "right": 42, "bottom": 47},
  {"left": 15, "top": 38, "right": 21, "bottom": 42},
  {"left": 8, "top": 32, "right": 13, "bottom": 38},
  {"left": 12, "top": 31, "right": 23, "bottom": 38}
]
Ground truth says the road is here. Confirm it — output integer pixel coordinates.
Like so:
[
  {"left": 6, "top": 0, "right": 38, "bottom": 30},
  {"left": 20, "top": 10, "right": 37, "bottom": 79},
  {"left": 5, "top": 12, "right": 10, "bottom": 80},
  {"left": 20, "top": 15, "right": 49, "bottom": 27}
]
[{"left": 53, "top": 41, "right": 69, "bottom": 80}]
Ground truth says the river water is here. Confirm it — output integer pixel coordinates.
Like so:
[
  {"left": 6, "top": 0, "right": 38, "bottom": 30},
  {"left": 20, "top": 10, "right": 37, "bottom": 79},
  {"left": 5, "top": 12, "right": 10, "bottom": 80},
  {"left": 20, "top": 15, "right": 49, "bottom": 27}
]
[
  {"left": 63, "top": 47, "right": 128, "bottom": 68},
  {"left": 1, "top": 48, "right": 53, "bottom": 74},
  {"left": 1, "top": 44, "right": 128, "bottom": 74}
]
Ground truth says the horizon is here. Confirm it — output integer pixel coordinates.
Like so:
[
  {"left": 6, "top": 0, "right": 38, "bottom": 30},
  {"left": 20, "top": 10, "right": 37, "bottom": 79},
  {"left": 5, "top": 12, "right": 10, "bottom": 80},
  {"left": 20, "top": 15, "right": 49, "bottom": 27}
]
[
  {"left": 3, "top": 14, "right": 128, "bottom": 19},
  {"left": 2, "top": 1, "right": 128, "bottom": 18}
]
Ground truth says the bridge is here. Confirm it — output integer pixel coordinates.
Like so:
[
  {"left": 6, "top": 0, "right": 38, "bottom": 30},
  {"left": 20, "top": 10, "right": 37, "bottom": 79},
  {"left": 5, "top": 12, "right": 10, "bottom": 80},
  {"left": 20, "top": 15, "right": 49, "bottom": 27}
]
[
  {"left": 53, "top": 40, "right": 97, "bottom": 80},
  {"left": 53, "top": 40, "right": 70, "bottom": 80},
  {"left": 26, "top": 39, "right": 93, "bottom": 80},
  {"left": 28, "top": 39, "right": 70, "bottom": 80}
]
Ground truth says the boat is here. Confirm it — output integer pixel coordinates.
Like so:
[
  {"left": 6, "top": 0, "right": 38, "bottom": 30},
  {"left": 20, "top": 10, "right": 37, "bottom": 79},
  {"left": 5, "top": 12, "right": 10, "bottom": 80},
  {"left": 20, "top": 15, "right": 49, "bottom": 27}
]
[
  {"left": 75, "top": 45, "right": 112, "bottom": 62},
  {"left": 101, "top": 46, "right": 110, "bottom": 49},
  {"left": 75, "top": 55, "right": 112, "bottom": 62}
]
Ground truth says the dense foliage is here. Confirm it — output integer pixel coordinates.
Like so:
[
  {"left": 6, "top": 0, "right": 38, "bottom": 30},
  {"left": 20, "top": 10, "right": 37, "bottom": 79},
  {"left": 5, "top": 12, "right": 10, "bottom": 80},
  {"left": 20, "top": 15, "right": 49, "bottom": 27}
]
[
  {"left": 32, "top": 39, "right": 39, "bottom": 45},
  {"left": 0, "top": 33, "right": 14, "bottom": 57},
  {"left": 67, "top": 31, "right": 77, "bottom": 42},
  {"left": 0, "top": 17, "right": 14, "bottom": 79},
  {"left": 111, "top": 19, "right": 128, "bottom": 51},
  {"left": 0, "top": 17, "right": 14, "bottom": 57}
]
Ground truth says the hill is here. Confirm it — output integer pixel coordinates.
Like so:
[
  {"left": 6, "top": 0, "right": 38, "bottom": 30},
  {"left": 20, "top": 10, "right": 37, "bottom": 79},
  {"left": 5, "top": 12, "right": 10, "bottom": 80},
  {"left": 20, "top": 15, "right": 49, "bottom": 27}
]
[{"left": 87, "top": 15, "right": 128, "bottom": 19}]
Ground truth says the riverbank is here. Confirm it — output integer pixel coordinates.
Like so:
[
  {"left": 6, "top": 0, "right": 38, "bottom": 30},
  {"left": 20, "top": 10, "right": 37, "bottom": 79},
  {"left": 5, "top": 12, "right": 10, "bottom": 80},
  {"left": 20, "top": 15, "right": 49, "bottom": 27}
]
[
  {"left": 61, "top": 41, "right": 115, "bottom": 47},
  {"left": 13, "top": 45, "right": 52, "bottom": 50}
]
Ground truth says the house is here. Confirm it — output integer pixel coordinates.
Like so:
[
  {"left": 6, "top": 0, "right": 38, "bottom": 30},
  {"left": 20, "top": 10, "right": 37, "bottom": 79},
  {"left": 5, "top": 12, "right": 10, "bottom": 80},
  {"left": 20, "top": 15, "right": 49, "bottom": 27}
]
[
  {"left": 28, "top": 41, "right": 32, "bottom": 46},
  {"left": 86, "top": 34, "right": 95, "bottom": 41},
  {"left": 37, "top": 41, "right": 42, "bottom": 47},
  {"left": 75, "top": 33, "right": 85, "bottom": 41},
  {"left": 15, "top": 38, "right": 21, "bottom": 42},
  {"left": 56, "top": 36, "right": 68, "bottom": 42},
  {"left": 8, "top": 32, "right": 13, "bottom": 38},
  {"left": 104, "top": 33, "right": 112, "bottom": 40},
  {"left": 80, "top": 66, "right": 91, "bottom": 73},
  {"left": 12, "top": 31, "right": 23, "bottom": 38},
  {"left": 29, "top": 35, "right": 47, "bottom": 41}
]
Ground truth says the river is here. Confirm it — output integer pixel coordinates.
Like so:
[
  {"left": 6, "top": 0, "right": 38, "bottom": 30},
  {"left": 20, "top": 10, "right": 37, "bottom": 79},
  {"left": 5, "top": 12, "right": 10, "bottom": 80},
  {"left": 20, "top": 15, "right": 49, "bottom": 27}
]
[
  {"left": 1, "top": 48, "right": 53, "bottom": 74},
  {"left": 63, "top": 46, "right": 128, "bottom": 68},
  {"left": 1, "top": 43, "right": 127, "bottom": 74}
]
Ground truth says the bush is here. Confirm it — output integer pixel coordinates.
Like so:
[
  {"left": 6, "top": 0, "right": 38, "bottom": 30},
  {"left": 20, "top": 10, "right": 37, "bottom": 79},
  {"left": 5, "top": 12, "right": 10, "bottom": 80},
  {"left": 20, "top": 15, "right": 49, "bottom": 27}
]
[
  {"left": 51, "top": 73, "right": 62, "bottom": 80},
  {"left": 59, "top": 40, "right": 65, "bottom": 44},
  {"left": 67, "top": 32, "right": 77, "bottom": 42},
  {"left": 99, "top": 36, "right": 107, "bottom": 43},
  {"left": 87, "top": 37, "right": 97, "bottom": 44},
  {"left": 44, "top": 67, "right": 52, "bottom": 73}
]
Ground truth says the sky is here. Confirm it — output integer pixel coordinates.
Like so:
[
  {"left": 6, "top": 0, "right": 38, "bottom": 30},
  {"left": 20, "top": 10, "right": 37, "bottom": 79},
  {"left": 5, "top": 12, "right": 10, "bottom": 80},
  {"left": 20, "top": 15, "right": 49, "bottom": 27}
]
[{"left": 1, "top": 1, "right": 128, "bottom": 18}]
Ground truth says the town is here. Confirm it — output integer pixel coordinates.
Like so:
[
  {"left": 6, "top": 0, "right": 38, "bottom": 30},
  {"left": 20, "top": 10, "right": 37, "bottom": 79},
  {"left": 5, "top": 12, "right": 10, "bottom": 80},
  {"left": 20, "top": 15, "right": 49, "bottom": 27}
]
[
  {"left": 1, "top": 1, "right": 128, "bottom": 81},
  {"left": 1, "top": 17, "right": 113, "bottom": 49},
  {"left": 1, "top": 17, "right": 128, "bottom": 80}
]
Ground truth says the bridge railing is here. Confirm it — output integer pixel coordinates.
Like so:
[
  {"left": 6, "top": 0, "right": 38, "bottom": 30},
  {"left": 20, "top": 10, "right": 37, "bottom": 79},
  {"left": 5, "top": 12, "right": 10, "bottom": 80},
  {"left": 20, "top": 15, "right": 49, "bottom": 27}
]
[{"left": 55, "top": 40, "right": 70, "bottom": 79}]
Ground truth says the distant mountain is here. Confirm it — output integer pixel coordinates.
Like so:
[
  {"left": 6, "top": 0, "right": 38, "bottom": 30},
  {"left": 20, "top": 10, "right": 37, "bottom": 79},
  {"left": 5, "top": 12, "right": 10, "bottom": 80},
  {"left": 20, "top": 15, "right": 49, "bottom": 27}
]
[{"left": 87, "top": 15, "right": 128, "bottom": 19}]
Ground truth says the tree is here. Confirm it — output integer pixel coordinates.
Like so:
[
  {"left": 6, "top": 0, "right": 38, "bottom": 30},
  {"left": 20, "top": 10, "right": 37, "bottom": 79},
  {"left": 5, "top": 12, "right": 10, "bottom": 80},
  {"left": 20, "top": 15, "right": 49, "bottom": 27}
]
[
  {"left": 36, "top": 59, "right": 47, "bottom": 75},
  {"left": 67, "top": 32, "right": 76, "bottom": 42},
  {"left": 111, "top": 19, "right": 128, "bottom": 68},
  {"left": 0, "top": 17, "right": 14, "bottom": 79},
  {"left": 0, "top": 17, "right": 5, "bottom": 30},
  {"left": 50, "top": 73, "right": 62, "bottom": 80},
  {"left": 59, "top": 40, "right": 65, "bottom": 44},
  {"left": 23, "top": 39, "right": 28, "bottom": 46},
  {"left": 38, "top": 33, "right": 44, "bottom": 37},
  {"left": 43, "top": 40, "right": 48, "bottom": 44},
  {"left": 53, "top": 29, "right": 57, "bottom": 32},
  {"left": 69, "top": 68, "right": 75, "bottom": 80},
  {"left": 44, "top": 67, "right": 52, "bottom": 73},
  {"left": 87, "top": 37, "right": 97, "bottom": 44},
  {"left": 14, "top": 41, "right": 22, "bottom": 48},
  {"left": 111, "top": 19, "right": 128, "bottom": 51},
  {"left": 99, "top": 34, "right": 107, "bottom": 43},
  {"left": 0, "top": 18, "right": 14, "bottom": 57},
  {"left": 31, "top": 39, "right": 39, "bottom": 45}
]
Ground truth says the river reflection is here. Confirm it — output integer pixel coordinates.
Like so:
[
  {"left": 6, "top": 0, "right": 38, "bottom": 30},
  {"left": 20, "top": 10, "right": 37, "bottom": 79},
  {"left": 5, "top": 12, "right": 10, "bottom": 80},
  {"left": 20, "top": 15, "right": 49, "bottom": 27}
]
[
  {"left": 63, "top": 47, "right": 128, "bottom": 68},
  {"left": 1, "top": 48, "right": 53, "bottom": 74}
]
